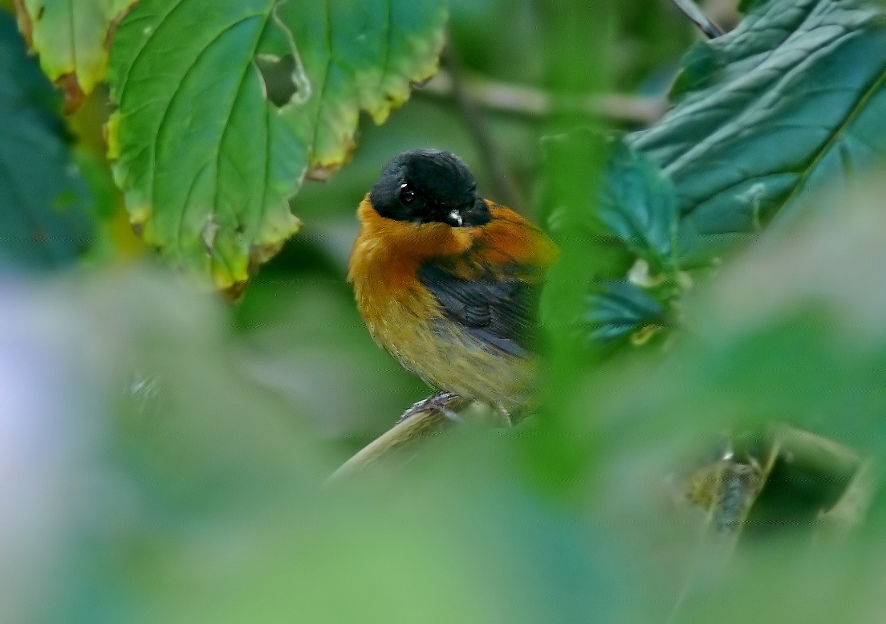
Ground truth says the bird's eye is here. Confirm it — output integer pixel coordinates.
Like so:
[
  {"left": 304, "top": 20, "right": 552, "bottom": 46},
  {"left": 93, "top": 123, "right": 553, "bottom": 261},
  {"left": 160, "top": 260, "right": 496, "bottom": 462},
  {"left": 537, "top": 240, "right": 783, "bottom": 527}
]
[{"left": 399, "top": 182, "right": 416, "bottom": 204}]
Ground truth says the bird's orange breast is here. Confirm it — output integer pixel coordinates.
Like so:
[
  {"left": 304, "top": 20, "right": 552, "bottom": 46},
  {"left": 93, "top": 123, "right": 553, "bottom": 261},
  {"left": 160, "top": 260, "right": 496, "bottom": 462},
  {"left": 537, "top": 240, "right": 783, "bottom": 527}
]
[{"left": 348, "top": 197, "right": 474, "bottom": 304}]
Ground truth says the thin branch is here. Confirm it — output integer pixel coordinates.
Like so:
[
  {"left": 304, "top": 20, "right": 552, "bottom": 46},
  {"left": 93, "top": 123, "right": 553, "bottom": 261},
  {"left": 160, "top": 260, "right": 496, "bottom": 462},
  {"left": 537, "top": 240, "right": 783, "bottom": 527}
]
[
  {"left": 440, "top": 44, "right": 526, "bottom": 211},
  {"left": 817, "top": 461, "right": 875, "bottom": 537},
  {"left": 326, "top": 393, "right": 471, "bottom": 483},
  {"left": 775, "top": 425, "right": 861, "bottom": 477},
  {"left": 416, "top": 70, "right": 667, "bottom": 126},
  {"left": 671, "top": 449, "right": 769, "bottom": 622},
  {"left": 668, "top": 0, "right": 724, "bottom": 39}
]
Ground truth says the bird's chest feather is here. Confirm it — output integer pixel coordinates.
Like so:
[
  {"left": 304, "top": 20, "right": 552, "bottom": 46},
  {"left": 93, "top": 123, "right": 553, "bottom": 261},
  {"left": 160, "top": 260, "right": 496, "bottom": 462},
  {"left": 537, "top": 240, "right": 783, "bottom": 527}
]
[{"left": 349, "top": 239, "right": 443, "bottom": 361}]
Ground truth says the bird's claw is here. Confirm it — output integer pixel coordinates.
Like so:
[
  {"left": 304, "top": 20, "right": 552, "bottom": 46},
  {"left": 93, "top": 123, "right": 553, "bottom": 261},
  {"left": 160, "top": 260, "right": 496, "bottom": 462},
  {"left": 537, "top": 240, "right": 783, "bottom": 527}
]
[{"left": 397, "top": 391, "right": 464, "bottom": 424}]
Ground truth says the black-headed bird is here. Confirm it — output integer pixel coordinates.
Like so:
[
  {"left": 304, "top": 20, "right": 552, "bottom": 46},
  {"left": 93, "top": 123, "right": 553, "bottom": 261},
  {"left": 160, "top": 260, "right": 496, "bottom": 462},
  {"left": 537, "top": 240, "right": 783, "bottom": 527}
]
[{"left": 348, "top": 149, "right": 558, "bottom": 422}]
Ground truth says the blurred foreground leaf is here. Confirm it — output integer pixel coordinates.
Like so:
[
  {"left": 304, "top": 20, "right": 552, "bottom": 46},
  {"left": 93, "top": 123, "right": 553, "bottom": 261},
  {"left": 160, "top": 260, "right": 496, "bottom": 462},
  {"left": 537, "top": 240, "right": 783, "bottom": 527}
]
[
  {"left": 0, "top": 265, "right": 633, "bottom": 624},
  {"left": 8, "top": 185, "right": 886, "bottom": 624},
  {"left": 589, "top": 177, "right": 886, "bottom": 532},
  {"left": 0, "top": 13, "right": 94, "bottom": 268},
  {"left": 631, "top": 0, "right": 886, "bottom": 265},
  {"left": 107, "top": 0, "right": 446, "bottom": 293},
  {"left": 672, "top": 190, "right": 886, "bottom": 455},
  {"left": 570, "top": 177, "right": 886, "bottom": 620},
  {"left": 545, "top": 132, "right": 678, "bottom": 342}
]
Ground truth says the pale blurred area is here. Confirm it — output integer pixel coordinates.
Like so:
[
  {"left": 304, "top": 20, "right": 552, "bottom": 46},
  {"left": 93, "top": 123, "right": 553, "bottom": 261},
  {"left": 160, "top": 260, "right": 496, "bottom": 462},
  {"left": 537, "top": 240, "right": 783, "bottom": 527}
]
[
  {"left": 0, "top": 280, "right": 92, "bottom": 623},
  {"left": 0, "top": 270, "right": 338, "bottom": 622}
]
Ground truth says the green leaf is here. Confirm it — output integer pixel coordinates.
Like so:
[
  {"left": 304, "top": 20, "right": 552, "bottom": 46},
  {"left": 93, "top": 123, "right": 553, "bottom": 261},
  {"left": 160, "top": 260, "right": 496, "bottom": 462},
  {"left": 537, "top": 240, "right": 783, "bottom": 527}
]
[
  {"left": 599, "top": 137, "right": 678, "bottom": 273},
  {"left": 631, "top": 0, "right": 886, "bottom": 266},
  {"left": 107, "top": 0, "right": 447, "bottom": 292},
  {"left": 107, "top": 0, "right": 307, "bottom": 292},
  {"left": 0, "top": 12, "right": 94, "bottom": 268},
  {"left": 15, "top": 0, "right": 138, "bottom": 104},
  {"left": 545, "top": 131, "right": 678, "bottom": 273},
  {"left": 585, "top": 280, "right": 667, "bottom": 343},
  {"left": 280, "top": 0, "right": 448, "bottom": 174},
  {"left": 737, "top": 0, "right": 765, "bottom": 13}
]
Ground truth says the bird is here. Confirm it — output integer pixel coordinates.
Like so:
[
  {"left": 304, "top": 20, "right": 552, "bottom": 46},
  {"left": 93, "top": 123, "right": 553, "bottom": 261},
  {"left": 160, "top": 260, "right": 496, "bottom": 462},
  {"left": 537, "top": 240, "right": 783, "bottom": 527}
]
[{"left": 348, "top": 149, "right": 558, "bottom": 423}]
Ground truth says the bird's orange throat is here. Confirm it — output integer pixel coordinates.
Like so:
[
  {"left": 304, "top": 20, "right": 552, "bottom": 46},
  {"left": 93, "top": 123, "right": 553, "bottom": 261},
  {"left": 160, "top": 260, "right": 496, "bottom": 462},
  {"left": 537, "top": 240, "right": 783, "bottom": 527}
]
[
  {"left": 348, "top": 200, "right": 448, "bottom": 329},
  {"left": 353, "top": 198, "right": 474, "bottom": 259},
  {"left": 350, "top": 198, "right": 474, "bottom": 286}
]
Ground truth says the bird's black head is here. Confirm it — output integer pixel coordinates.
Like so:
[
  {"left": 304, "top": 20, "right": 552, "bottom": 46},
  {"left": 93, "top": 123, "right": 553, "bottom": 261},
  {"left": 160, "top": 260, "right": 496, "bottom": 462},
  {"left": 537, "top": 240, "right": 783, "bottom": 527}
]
[{"left": 369, "top": 149, "right": 491, "bottom": 227}]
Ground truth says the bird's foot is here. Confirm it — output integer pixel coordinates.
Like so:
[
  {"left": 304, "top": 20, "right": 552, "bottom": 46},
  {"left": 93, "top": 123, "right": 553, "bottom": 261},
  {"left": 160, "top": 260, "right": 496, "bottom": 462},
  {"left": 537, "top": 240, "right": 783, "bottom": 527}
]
[
  {"left": 396, "top": 391, "right": 464, "bottom": 425},
  {"left": 495, "top": 405, "right": 514, "bottom": 428}
]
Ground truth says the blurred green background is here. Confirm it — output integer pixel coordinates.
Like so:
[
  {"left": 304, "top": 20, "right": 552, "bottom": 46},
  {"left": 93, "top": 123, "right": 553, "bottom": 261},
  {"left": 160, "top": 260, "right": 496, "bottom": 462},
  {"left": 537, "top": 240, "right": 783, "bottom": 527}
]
[{"left": 4, "top": 0, "right": 886, "bottom": 622}]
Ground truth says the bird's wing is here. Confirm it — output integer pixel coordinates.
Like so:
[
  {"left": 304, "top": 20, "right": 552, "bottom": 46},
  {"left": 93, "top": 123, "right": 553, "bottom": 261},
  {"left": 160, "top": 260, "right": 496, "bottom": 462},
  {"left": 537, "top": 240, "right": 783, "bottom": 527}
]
[
  {"left": 417, "top": 261, "right": 541, "bottom": 359},
  {"left": 417, "top": 205, "right": 557, "bottom": 359}
]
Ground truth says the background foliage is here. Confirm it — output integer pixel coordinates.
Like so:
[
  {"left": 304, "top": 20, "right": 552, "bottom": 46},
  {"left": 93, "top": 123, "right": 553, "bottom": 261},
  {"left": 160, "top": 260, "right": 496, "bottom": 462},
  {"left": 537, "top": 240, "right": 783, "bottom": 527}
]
[{"left": 2, "top": 0, "right": 886, "bottom": 622}]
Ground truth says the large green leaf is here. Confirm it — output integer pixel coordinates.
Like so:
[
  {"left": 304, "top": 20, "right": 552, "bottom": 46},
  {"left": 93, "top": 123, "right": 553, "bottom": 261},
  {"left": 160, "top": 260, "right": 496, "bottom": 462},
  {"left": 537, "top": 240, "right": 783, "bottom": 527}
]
[
  {"left": 281, "top": 0, "right": 447, "bottom": 174},
  {"left": 107, "top": 0, "right": 446, "bottom": 292},
  {"left": 631, "top": 0, "right": 886, "bottom": 266},
  {"left": 15, "top": 0, "right": 137, "bottom": 106},
  {"left": 0, "top": 12, "right": 94, "bottom": 268}
]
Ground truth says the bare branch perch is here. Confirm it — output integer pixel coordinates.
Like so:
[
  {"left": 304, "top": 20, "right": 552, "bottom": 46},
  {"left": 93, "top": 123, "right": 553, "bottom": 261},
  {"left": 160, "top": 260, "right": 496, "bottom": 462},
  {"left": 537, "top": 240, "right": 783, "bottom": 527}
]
[
  {"left": 326, "top": 393, "right": 472, "bottom": 483},
  {"left": 417, "top": 70, "right": 668, "bottom": 126},
  {"left": 441, "top": 44, "right": 526, "bottom": 211}
]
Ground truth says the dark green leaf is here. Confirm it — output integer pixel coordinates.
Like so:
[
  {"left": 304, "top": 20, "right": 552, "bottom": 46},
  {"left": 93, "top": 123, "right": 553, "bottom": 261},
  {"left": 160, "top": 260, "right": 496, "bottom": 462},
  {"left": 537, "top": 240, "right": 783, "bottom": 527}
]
[
  {"left": 0, "top": 13, "right": 94, "bottom": 269},
  {"left": 738, "top": 0, "right": 765, "bottom": 13},
  {"left": 631, "top": 0, "right": 886, "bottom": 266},
  {"left": 598, "top": 138, "right": 678, "bottom": 273},
  {"left": 585, "top": 280, "right": 667, "bottom": 342},
  {"left": 544, "top": 130, "right": 677, "bottom": 342},
  {"left": 545, "top": 130, "right": 678, "bottom": 272}
]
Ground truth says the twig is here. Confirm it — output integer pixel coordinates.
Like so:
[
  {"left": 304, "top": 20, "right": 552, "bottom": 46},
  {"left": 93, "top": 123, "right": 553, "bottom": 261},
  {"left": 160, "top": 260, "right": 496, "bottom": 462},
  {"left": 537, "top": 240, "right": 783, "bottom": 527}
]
[
  {"left": 671, "top": 445, "right": 770, "bottom": 622},
  {"left": 672, "top": 425, "right": 863, "bottom": 620},
  {"left": 775, "top": 425, "right": 861, "bottom": 477},
  {"left": 817, "top": 461, "right": 875, "bottom": 537},
  {"left": 326, "top": 393, "right": 471, "bottom": 483},
  {"left": 440, "top": 44, "right": 525, "bottom": 211},
  {"left": 668, "top": 0, "right": 724, "bottom": 39},
  {"left": 416, "top": 70, "right": 667, "bottom": 126}
]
